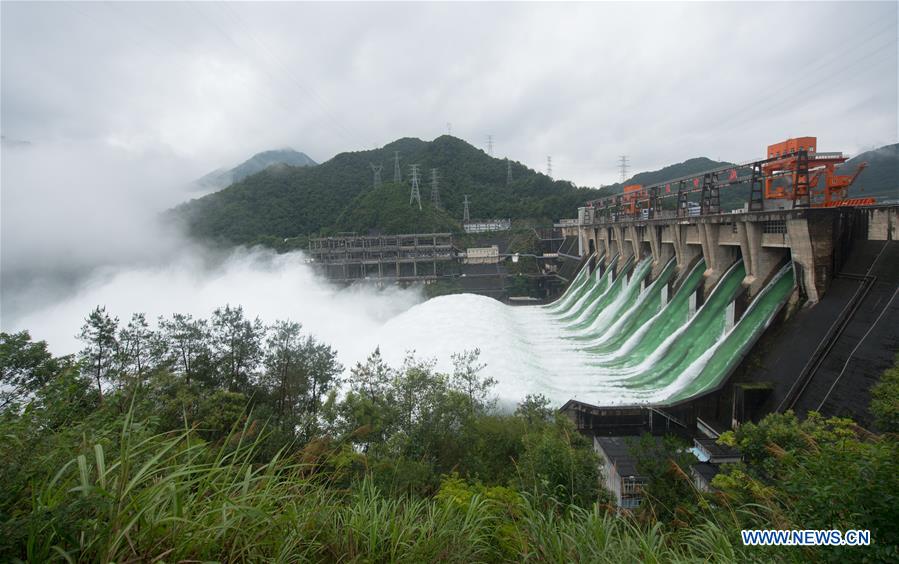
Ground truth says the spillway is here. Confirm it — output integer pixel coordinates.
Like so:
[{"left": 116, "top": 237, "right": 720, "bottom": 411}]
[{"left": 375, "top": 256, "right": 794, "bottom": 407}]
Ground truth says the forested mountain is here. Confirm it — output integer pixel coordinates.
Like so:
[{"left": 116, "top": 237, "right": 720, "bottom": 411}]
[
  {"left": 193, "top": 148, "right": 317, "bottom": 192},
  {"left": 171, "top": 136, "right": 604, "bottom": 244},
  {"left": 173, "top": 139, "right": 897, "bottom": 246}
]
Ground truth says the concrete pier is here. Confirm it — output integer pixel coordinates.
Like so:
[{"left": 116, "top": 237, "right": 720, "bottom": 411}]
[{"left": 558, "top": 205, "right": 898, "bottom": 304}]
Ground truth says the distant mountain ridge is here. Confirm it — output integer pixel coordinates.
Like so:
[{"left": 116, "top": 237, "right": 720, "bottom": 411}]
[
  {"left": 171, "top": 135, "right": 602, "bottom": 245},
  {"left": 172, "top": 138, "right": 897, "bottom": 248},
  {"left": 839, "top": 143, "right": 898, "bottom": 203},
  {"left": 194, "top": 148, "right": 317, "bottom": 192}
]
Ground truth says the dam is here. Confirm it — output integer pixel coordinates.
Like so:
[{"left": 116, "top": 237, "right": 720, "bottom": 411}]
[
  {"left": 548, "top": 205, "right": 899, "bottom": 432},
  {"left": 377, "top": 141, "right": 897, "bottom": 432},
  {"left": 533, "top": 140, "right": 898, "bottom": 430}
]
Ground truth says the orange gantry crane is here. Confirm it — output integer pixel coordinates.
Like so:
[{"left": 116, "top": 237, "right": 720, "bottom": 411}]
[
  {"left": 585, "top": 136, "right": 871, "bottom": 220},
  {"left": 762, "top": 137, "right": 870, "bottom": 208}
]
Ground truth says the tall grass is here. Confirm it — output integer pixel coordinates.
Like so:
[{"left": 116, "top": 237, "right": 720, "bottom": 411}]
[{"left": 12, "top": 413, "right": 752, "bottom": 563}]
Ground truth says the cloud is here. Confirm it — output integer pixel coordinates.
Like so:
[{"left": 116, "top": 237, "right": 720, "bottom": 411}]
[{"left": 1, "top": 2, "right": 895, "bottom": 186}]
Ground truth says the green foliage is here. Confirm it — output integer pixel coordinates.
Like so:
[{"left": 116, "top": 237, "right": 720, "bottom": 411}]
[
  {"left": 5, "top": 308, "right": 899, "bottom": 561},
  {"left": 515, "top": 416, "right": 605, "bottom": 509},
  {"left": 0, "top": 408, "right": 749, "bottom": 563},
  {"left": 77, "top": 305, "right": 119, "bottom": 402},
  {"left": 335, "top": 181, "right": 461, "bottom": 234},
  {"left": 870, "top": 354, "right": 899, "bottom": 433},
  {"left": 629, "top": 434, "right": 699, "bottom": 525},
  {"left": 715, "top": 411, "right": 899, "bottom": 562},
  {"left": 171, "top": 136, "right": 604, "bottom": 245},
  {"left": 0, "top": 330, "right": 68, "bottom": 411}
]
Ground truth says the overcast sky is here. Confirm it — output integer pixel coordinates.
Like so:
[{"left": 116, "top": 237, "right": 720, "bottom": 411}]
[{"left": 2, "top": 1, "right": 896, "bottom": 187}]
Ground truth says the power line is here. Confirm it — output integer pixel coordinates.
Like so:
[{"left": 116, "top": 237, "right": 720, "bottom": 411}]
[
  {"left": 618, "top": 155, "right": 630, "bottom": 183},
  {"left": 409, "top": 164, "right": 422, "bottom": 210},
  {"left": 430, "top": 168, "right": 441, "bottom": 210},
  {"left": 393, "top": 151, "right": 402, "bottom": 183},
  {"left": 714, "top": 20, "right": 898, "bottom": 132},
  {"left": 370, "top": 163, "right": 383, "bottom": 190}
]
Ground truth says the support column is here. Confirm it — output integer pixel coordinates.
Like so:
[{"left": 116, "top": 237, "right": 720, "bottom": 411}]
[
  {"left": 648, "top": 225, "right": 674, "bottom": 280},
  {"left": 672, "top": 224, "right": 701, "bottom": 276},
  {"left": 627, "top": 225, "right": 642, "bottom": 260},
  {"left": 699, "top": 223, "right": 736, "bottom": 293},
  {"left": 787, "top": 216, "right": 833, "bottom": 304},
  {"left": 612, "top": 224, "right": 630, "bottom": 270},
  {"left": 739, "top": 221, "right": 785, "bottom": 298}
]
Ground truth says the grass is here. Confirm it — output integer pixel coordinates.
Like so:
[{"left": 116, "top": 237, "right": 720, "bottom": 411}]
[{"left": 4, "top": 411, "right": 770, "bottom": 563}]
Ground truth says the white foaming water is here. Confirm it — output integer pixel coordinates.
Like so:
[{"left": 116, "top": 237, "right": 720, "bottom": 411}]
[
  {"left": 375, "top": 290, "right": 652, "bottom": 407},
  {"left": 6, "top": 244, "right": 790, "bottom": 410}
]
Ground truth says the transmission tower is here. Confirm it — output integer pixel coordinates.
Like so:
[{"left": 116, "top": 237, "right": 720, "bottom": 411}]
[
  {"left": 506, "top": 158, "right": 512, "bottom": 186},
  {"left": 447, "top": 122, "right": 452, "bottom": 136},
  {"left": 370, "top": 163, "right": 383, "bottom": 190},
  {"left": 547, "top": 156, "right": 553, "bottom": 178},
  {"left": 486, "top": 135, "right": 494, "bottom": 156},
  {"left": 462, "top": 195, "right": 470, "bottom": 223},
  {"left": 618, "top": 155, "right": 630, "bottom": 183},
  {"left": 430, "top": 168, "right": 441, "bottom": 209},
  {"left": 393, "top": 151, "right": 402, "bottom": 183},
  {"left": 409, "top": 164, "right": 422, "bottom": 210}
]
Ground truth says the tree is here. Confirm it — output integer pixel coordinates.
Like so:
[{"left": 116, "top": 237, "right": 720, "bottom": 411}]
[
  {"left": 450, "top": 349, "right": 494, "bottom": 412},
  {"left": 210, "top": 305, "right": 264, "bottom": 392},
  {"left": 340, "top": 349, "right": 398, "bottom": 450},
  {"left": 117, "top": 313, "right": 160, "bottom": 391},
  {"left": 299, "top": 336, "right": 342, "bottom": 436},
  {"left": 630, "top": 434, "right": 698, "bottom": 524},
  {"left": 515, "top": 393, "right": 553, "bottom": 427},
  {"left": 77, "top": 306, "right": 119, "bottom": 402},
  {"left": 262, "top": 320, "right": 306, "bottom": 422},
  {"left": 715, "top": 411, "right": 899, "bottom": 561},
  {"left": 159, "top": 313, "right": 209, "bottom": 386},
  {"left": 516, "top": 416, "right": 603, "bottom": 508},
  {"left": 0, "top": 331, "right": 64, "bottom": 411},
  {"left": 348, "top": 348, "right": 393, "bottom": 404},
  {"left": 870, "top": 354, "right": 899, "bottom": 433}
]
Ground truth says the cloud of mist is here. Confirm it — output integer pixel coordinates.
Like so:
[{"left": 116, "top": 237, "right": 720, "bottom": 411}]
[
  {"left": 6, "top": 247, "right": 424, "bottom": 373},
  {"left": 1, "top": 140, "right": 426, "bottom": 371},
  {"left": 0, "top": 140, "right": 204, "bottom": 319}
]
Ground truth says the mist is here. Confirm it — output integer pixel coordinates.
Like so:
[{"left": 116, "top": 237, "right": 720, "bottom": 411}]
[
  {"left": 0, "top": 140, "right": 427, "bottom": 377},
  {"left": 6, "top": 246, "right": 424, "bottom": 373}
]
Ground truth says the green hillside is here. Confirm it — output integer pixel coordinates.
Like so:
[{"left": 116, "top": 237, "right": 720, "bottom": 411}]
[
  {"left": 841, "top": 143, "right": 898, "bottom": 203},
  {"left": 171, "top": 136, "right": 603, "bottom": 244},
  {"left": 335, "top": 182, "right": 460, "bottom": 234}
]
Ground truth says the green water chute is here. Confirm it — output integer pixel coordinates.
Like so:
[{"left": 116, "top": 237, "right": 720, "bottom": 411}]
[
  {"left": 546, "top": 254, "right": 602, "bottom": 315},
  {"left": 589, "top": 258, "right": 706, "bottom": 369},
  {"left": 618, "top": 259, "right": 747, "bottom": 389},
  {"left": 583, "top": 258, "right": 677, "bottom": 353},
  {"left": 664, "top": 263, "right": 795, "bottom": 403}
]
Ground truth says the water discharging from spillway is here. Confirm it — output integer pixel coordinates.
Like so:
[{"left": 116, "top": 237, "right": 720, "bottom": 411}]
[{"left": 376, "top": 255, "right": 794, "bottom": 407}]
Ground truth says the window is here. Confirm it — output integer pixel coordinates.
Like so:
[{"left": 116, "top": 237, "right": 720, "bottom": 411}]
[{"left": 763, "top": 220, "right": 787, "bottom": 234}]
